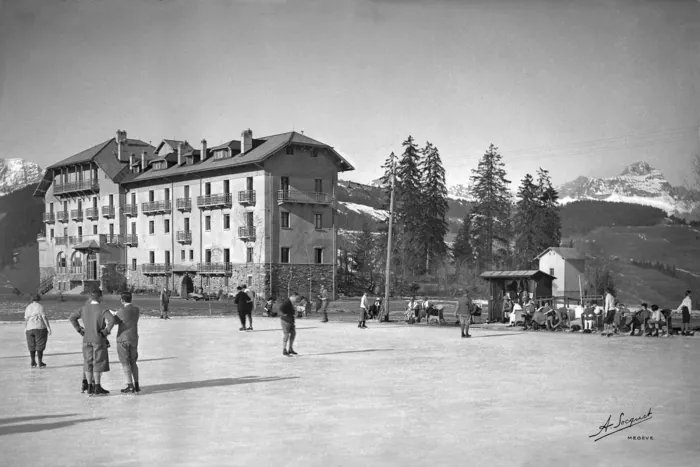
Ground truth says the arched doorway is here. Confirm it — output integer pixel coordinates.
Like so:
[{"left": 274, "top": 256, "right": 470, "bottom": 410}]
[{"left": 181, "top": 274, "right": 194, "bottom": 298}]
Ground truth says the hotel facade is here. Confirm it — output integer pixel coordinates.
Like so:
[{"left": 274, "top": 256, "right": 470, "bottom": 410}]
[{"left": 34, "top": 129, "right": 354, "bottom": 299}]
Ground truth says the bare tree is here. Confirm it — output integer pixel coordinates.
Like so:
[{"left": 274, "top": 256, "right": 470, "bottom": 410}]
[{"left": 235, "top": 206, "right": 266, "bottom": 302}]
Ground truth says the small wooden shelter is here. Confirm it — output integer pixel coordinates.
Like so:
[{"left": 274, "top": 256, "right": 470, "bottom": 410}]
[{"left": 479, "top": 270, "right": 555, "bottom": 322}]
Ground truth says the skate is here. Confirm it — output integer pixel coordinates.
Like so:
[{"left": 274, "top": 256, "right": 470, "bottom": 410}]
[
  {"left": 133, "top": 382, "right": 141, "bottom": 393},
  {"left": 283, "top": 349, "right": 289, "bottom": 357},
  {"left": 121, "top": 384, "right": 135, "bottom": 394},
  {"left": 39, "top": 362, "right": 46, "bottom": 368},
  {"left": 88, "top": 383, "right": 95, "bottom": 395},
  {"left": 288, "top": 349, "right": 298, "bottom": 356},
  {"left": 93, "top": 385, "right": 110, "bottom": 395},
  {"left": 81, "top": 379, "right": 89, "bottom": 393}
]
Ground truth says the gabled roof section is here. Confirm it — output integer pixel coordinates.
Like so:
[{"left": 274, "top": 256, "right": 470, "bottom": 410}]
[
  {"left": 480, "top": 270, "right": 556, "bottom": 280},
  {"left": 46, "top": 139, "right": 113, "bottom": 170},
  {"left": 535, "top": 247, "right": 586, "bottom": 261},
  {"left": 156, "top": 139, "right": 194, "bottom": 156}
]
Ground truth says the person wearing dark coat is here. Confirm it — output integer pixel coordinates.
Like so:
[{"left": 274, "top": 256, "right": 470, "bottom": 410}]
[{"left": 234, "top": 286, "right": 251, "bottom": 332}]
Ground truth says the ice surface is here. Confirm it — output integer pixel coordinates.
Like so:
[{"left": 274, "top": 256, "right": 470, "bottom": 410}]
[{"left": 1, "top": 318, "right": 699, "bottom": 466}]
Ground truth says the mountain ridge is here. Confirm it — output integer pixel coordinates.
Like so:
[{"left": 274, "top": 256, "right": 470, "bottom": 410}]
[{"left": 0, "top": 158, "right": 44, "bottom": 196}]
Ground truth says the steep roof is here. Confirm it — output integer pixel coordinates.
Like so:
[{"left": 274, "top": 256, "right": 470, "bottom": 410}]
[
  {"left": 122, "top": 131, "right": 354, "bottom": 184},
  {"left": 480, "top": 270, "right": 556, "bottom": 280},
  {"left": 535, "top": 247, "right": 586, "bottom": 261}
]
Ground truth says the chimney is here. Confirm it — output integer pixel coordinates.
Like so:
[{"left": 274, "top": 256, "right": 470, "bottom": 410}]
[
  {"left": 141, "top": 151, "right": 147, "bottom": 171},
  {"left": 178, "top": 142, "right": 184, "bottom": 165},
  {"left": 129, "top": 153, "right": 135, "bottom": 170},
  {"left": 201, "top": 139, "right": 207, "bottom": 161},
  {"left": 116, "top": 130, "right": 128, "bottom": 162},
  {"left": 241, "top": 129, "right": 253, "bottom": 154}
]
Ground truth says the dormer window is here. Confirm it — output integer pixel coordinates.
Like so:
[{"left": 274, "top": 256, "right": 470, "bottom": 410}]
[
  {"left": 185, "top": 156, "right": 194, "bottom": 165},
  {"left": 214, "top": 149, "right": 230, "bottom": 161},
  {"left": 286, "top": 145, "right": 294, "bottom": 155},
  {"left": 152, "top": 161, "right": 167, "bottom": 170}
]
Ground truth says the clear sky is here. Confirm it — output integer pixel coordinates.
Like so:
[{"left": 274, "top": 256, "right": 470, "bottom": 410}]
[{"left": 1, "top": 0, "right": 699, "bottom": 189}]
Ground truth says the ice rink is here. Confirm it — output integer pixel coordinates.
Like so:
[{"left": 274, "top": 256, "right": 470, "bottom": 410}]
[{"left": 1, "top": 317, "right": 698, "bottom": 467}]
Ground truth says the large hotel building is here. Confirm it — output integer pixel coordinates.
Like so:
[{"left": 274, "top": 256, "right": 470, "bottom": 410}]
[{"left": 34, "top": 129, "right": 354, "bottom": 298}]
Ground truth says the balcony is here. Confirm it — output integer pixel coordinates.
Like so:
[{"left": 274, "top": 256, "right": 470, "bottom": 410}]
[
  {"left": 55, "top": 236, "right": 69, "bottom": 246},
  {"left": 85, "top": 207, "right": 99, "bottom": 220},
  {"left": 142, "top": 263, "right": 172, "bottom": 275},
  {"left": 238, "top": 226, "right": 256, "bottom": 240},
  {"left": 102, "top": 205, "right": 116, "bottom": 218},
  {"left": 103, "top": 234, "right": 122, "bottom": 245},
  {"left": 176, "top": 230, "right": 192, "bottom": 244},
  {"left": 53, "top": 179, "right": 99, "bottom": 196},
  {"left": 124, "top": 204, "right": 138, "bottom": 217},
  {"left": 43, "top": 212, "right": 55, "bottom": 223},
  {"left": 176, "top": 198, "right": 191, "bottom": 211},
  {"left": 68, "top": 235, "right": 83, "bottom": 245},
  {"left": 56, "top": 211, "right": 69, "bottom": 223},
  {"left": 142, "top": 201, "right": 171, "bottom": 215},
  {"left": 238, "top": 190, "right": 256, "bottom": 205},
  {"left": 197, "top": 262, "right": 232, "bottom": 275},
  {"left": 70, "top": 209, "right": 83, "bottom": 222},
  {"left": 197, "top": 193, "right": 232, "bottom": 209},
  {"left": 277, "top": 190, "right": 331, "bottom": 205},
  {"left": 124, "top": 234, "right": 138, "bottom": 247}
]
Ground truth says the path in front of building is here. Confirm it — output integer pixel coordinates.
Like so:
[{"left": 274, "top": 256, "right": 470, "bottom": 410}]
[{"left": 0, "top": 318, "right": 698, "bottom": 467}]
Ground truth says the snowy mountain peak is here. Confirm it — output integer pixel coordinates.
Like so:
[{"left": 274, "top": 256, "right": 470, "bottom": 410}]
[
  {"left": 0, "top": 158, "right": 44, "bottom": 196},
  {"left": 447, "top": 184, "right": 473, "bottom": 202},
  {"left": 620, "top": 161, "right": 654, "bottom": 177}
]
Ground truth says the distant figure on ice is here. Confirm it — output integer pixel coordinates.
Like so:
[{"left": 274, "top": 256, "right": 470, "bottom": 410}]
[
  {"left": 234, "top": 286, "right": 250, "bottom": 332},
  {"left": 678, "top": 290, "right": 692, "bottom": 336},
  {"left": 69, "top": 289, "right": 115, "bottom": 395},
  {"left": 160, "top": 286, "right": 170, "bottom": 320},
  {"left": 24, "top": 294, "right": 51, "bottom": 369},
  {"left": 455, "top": 290, "right": 474, "bottom": 338},
  {"left": 112, "top": 291, "right": 140, "bottom": 394},
  {"left": 264, "top": 296, "right": 277, "bottom": 317},
  {"left": 319, "top": 285, "right": 329, "bottom": 323},
  {"left": 629, "top": 303, "right": 650, "bottom": 336},
  {"left": 358, "top": 291, "right": 368, "bottom": 328},
  {"left": 244, "top": 285, "right": 255, "bottom": 330},
  {"left": 581, "top": 302, "right": 596, "bottom": 333},
  {"left": 646, "top": 304, "right": 665, "bottom": 337},
  {"left": 602, "top": 288, "right": 617, "bottom": 337},
  {"left": 502, "top": 296, "right": 513, "bottom": 323},
  {"left": 279, "top": 292, "right": 299, "bottom": 356}
]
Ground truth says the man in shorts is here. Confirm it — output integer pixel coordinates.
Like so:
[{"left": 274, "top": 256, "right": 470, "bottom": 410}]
[
  {"left": 279, "top": 292, "right": 299, "bottom": 356},
  {"left": 677, "top": 290, "right": 692, "bottom": 336},
  {"left": 24, "top": 294, "right": 52, "bottom": 368},
  {"left": 581, "top": 301, "right": 596, "bottom": 333},
  {"left": 69, "top": 289, "right": 115, "bottom": 395},
  {"left": 455, "top": 290, "right": 473, "bottom": 338},
  {"left": 319, "top": 285, "right": 329, "bottom": 323},
  {"left": 113, "top": 291, "right": 141, "bottom": 394}
]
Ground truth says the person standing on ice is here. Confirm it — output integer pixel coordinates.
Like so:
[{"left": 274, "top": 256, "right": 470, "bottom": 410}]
[
  {"left": 69, "top": 289, "right": 115, "bottom": 395},
  {"left": 279, "top": 292, "right": 299, "bottom": 356},
  {"left": 455, "top": 290, "right": 473, "bottom": 338},
  {"left": 112, "top": 291, "right": 141, "bottom": 394},
  {"left": 234, "top": 286, "right": 250, "bottom": 332},
  {"left": 160, "top": 286, "right": 170, "bottom": 320},
  {"left": 24, "top": 294, "right": 51, "bottom": 368},
  {"left": 319, "top": 284, "right": 329, "bottom": 323},
  {"left": 244, "top": 285, "right": 255, "bottom": 330},
  {"left": 358, "top": 291, "right": 368, "bottom": 328},
  {"left": 677, "top": 290, "right": 692, "bottom": 336}
]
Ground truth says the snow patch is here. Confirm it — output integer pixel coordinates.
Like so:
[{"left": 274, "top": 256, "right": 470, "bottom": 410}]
[{"left": 341, "top": 202, "right": 388, "bottom": 221}]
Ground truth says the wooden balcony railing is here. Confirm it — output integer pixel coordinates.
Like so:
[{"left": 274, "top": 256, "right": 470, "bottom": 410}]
[
  {"left": 176, "top": 198, "right": 191, "bottom": 211},
  {"left": 53, "top": 179, "right": 99, "bottom": 196},
  {"left": 238, "top": 190, "right": 256, "bottom": 205},
  {"left": 42, "top": 212, "right": 56, "bottom": 223},
  {"left": 176, "top": 230, "right": 192, "bottom": 244},
  {"left": 85, "top": 207, "right": 99, "bottom": 220},
  {"left": 197, "top": 262, "right": 232, "bottom": 275},
  {"left": 238, "top": 226, "right": 256, "bottom": 239},
  {"left": 70, "top": 209, "right": 83, "bottom": 221},
  {"left": 197, "top": 193, "right": 232, "bottom": 209},
  {"left": 56, "top": 211, "right": 69, "bottom": 223},
  {"left": 124, "top": 234, "right": 138, "bottom": 246},
  {"left": 141, "top": 263, "right": 172, "bottom": 275},
  {"left": 69, "top": 235, "right": 83, "bottom": 245},
  {"left": 142, "top": 201, "right": 171, "bottom": 215},
  {"left": 277, "top": 190, "right": 331, "bottom": 205},
  {"left": 124, "top": 204, "right": 138, "bottom": 217},
  {"left": 55, "top": 236, "right": 69, "bottom": 246},
  {"left": 103, "top": 234, "right": 122, "bottom": 245},
  {"left": 101, "top": 205, "right": 116, "bottom": 218}
]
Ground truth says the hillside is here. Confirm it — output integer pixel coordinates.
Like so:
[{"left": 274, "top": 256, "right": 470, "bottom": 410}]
[{"left": 0, "top": 183, "right": 44, "bottom": 269}]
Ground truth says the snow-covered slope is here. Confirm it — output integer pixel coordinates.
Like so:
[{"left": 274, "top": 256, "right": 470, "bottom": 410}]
[
  {"left": 558, "top": 161, "right": 699, "bottom": 216},
  {"left": 0, "top": 158, "right": 43, "bottom": 196}
]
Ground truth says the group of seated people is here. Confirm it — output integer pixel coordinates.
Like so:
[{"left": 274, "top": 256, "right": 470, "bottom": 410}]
[
  {"left": 405, "top": 296, "right": 446, "bottom": 324},
  {"left": 579, "top": 302, "right": 682, "bottom": 336}
]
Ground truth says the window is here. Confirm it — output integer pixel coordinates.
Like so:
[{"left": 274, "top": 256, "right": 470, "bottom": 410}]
[
  {"left": 223, "top": 248, "right": 230, "bottom": 263},
  {"left": 131, "top": 222, "right": 136, "bottom": 235},
  {"left": 92, "top": 197, "right": 97, "bottom": 209},
  {"left": 247, "top": 275, "right": 253, "bottom": 287},
  {"left": 153, "top": 162, "right": 166, "bottom": 170},
  {"left": 223, "top": 214, "right": 230, "bottom": 230},
  {"left": 184, "top": 217, "right": 190, "bottom": 232},
  {"left": 164, "top": 219, "right": 170, "bottom": 233},
  {"left": 247, "top": 211, "right": 254, "bottom": 226},
  {"left": 165, "top": 250, "right": 171, "bottom": 265},
  {"left": 204, "top": 276, "right": 210, "bottom": 287},
  {"left": 205, "top": 249, "right": 212, "bottom": 263},
  {"left": 50, "top": 229, "right": 54, "bottom": 239},
  {"left": 78, "top": 226, "right": 82, "bottom": 237},
  {"left": 149, "top": 276, "right": 154, "bottom": 285},
  {"left": 50, "top": 202, "right": 54, "bottom": 213},
  {"left": 315, "top": 248, "right": 323, "bottom": 264},
  {"left": 246, "top": 177, "right": 253, "bottom": 191},
  {"left": 131, "top": 259, "right": 137, "bottom": 271},
  {"left": 205, "top": 182, "right": 211, "bottom": 196},
  {"left": 164, "top": 188, "right": 170, "bottom": 200},
  {"left": 149, "top": 190, "right": 155, "bottom": 202},
  {"left": 131, "top": 193, "right": 136, "bottom": 205},
  {"left": 181, "top": 250, "right": 185, "bottom": 261},
  {"left": 247, "top": 247, "right": 254, "bottom": 263},
  {"left": 224, "top": 276, "right": 229, "bottom": 287},
  {"left": 315, "top": 178, "right": 323, "bottom": 192},
  {"left": 205, "top": 216, "right": 211, "bottom": 231},
  {"left": 223, "top": 180, "right": 230, "bottom": 194},
  {"left": 92, "top": 225, "right": 97, "bottom": 235},
  {"left": 189, "top": 250, "right": 194, "bottom": 260},
  {"left": 149, "top": 221, "right": 155, "bottom": 235},
  {"left": 184, "top": 185, "right": 190, "bottom": 199},
  {"left": 549, "top": 268, "right": 554, "bottom": 276},
  {"left": 281, "top": 212, "right": 290, "bottom": 228},
  {"left": 109, "top": 194, "right": 114, "bottom": 206},
  {"left": 280, "top": 176, "right": 289, "bottom": 191},
  {"left": 286, "top": 145, "right": 294, "bottom": 155},
  {"left": 281, "top": 247, "right": 290, "bottom": 263},
  {"left": 185, "top": 156, "right": 193, "bottom": 165},
  {"left": 314, "top": 213, "right": 323, "bottom": 229},
  {"left": 109, "top": 223, "right": 114, "bottom": 236},
  {"left": 149, "top": 251, "right": 155, "bottom": 264}
]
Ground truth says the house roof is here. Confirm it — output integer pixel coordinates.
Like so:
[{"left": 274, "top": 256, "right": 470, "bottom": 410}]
[
  {"left": 535, "top": 247, "right": 586, "bottom": 261},
  {"left": 121, "top": 131, "right": 355, "bottom": 185},
  {"left": 156, "top": 139, "right": 194, "bottom": 155},
  {"left": 480, "top": 270, "right": 556, "bottom": 280}
]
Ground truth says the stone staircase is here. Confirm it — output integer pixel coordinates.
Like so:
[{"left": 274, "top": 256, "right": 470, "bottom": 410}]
[{"left": 38, "top": 276, "right": 54, "bottom": 295}]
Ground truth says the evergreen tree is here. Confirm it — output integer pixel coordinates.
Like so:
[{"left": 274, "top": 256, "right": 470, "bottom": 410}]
[
  {"left": 468, "top": 144, "right": 512, "bottom": 271},
  {"left": 513, "top": 174, "right": 540, "bottom": 268},
  {"left": 534, "top": 168, "right": 562, "bottom": 250},
  {"left": 453, "top": 215, "right": 473, "bottom": 265},
  {"left": 379, "top": 152, "right": 399, "bottom": 209},
  {"left": 394, "top": 136, "right": 425, "bottom": 276},
  {"left": 353, "top": 223, "right": 376, "bottom": 289},
  {"left": 419, "top": 141, "right": 449, "bottom": 272}
]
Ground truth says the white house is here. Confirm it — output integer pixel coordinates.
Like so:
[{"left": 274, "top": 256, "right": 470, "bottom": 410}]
[{"left": 536, "top": 247, "right": 586, "bottom": 298}]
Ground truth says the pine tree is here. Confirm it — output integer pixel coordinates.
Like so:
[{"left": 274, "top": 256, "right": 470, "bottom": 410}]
[
  {"left": 513, "top": 174, "right": 540, "bottom": 268},
  {"left": 468, "top": 144, "right": 512, "bottom": 271},
  {"left": 395, "top": 136, "right": 425, "bottom": 276},
  {"left": 353, "top": 223, "right": 376, "bottom": 289},
  {"left": 419, "top": 141, "right": 449, "bottom": 272},
  {"left": 453, "top": 215, "right": 473, "bottom": 265},
  {"left": 534, "top": 168, "right": 562, "bottom": 250}
]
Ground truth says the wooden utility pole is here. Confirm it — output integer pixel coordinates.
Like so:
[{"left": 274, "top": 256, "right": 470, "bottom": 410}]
[{"left": 383, "top": 163, "right": 396, "bottom": 322}]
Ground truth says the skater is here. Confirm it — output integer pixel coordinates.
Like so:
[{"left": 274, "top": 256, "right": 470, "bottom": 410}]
[
  {"left": 359, "top": 291, "right": 368, "bottom": 328},
  {"left": 319, "top": 284, "right": 329, "bottom": 323},
  {"left": 113, "top": 291, "right": 141, "bottom": 394},
  {"left": 279, "top": 292, "right": 299, "bottom": 356},
  {"left": 69, "top": 289, "right": 115, "bottom": 395},
  {"left": 24, "top": 294, "right": 52, "bottom": 368},
  {"left": 234, "top": 286, "right": 250, "bottom": 332},
  {"left": 677, "top": 290, "right": 692, "bottom": 336},
  {"left": 602, "top": 288, "right": 616, "bottom": 336},
  {"left": 244, "top": 285, "right": 255, "bottom": 330},
  {"left": 264, "top": 296, "right": 277, "bottom": 317},
  {"left": 581, "top": 302, "right": 596, "bottom": 333},
  {"left": 629, "top": 303, "right": 650, "bottom": 336},
  {"left": 160, "top": 286, "right": 170, "bottom": 319},
  {"left": 646, "top": 305, "right": 664, "bottom": 336},
  {"left": 455, "top": 290, "right": 473, "bottom": 338}
]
